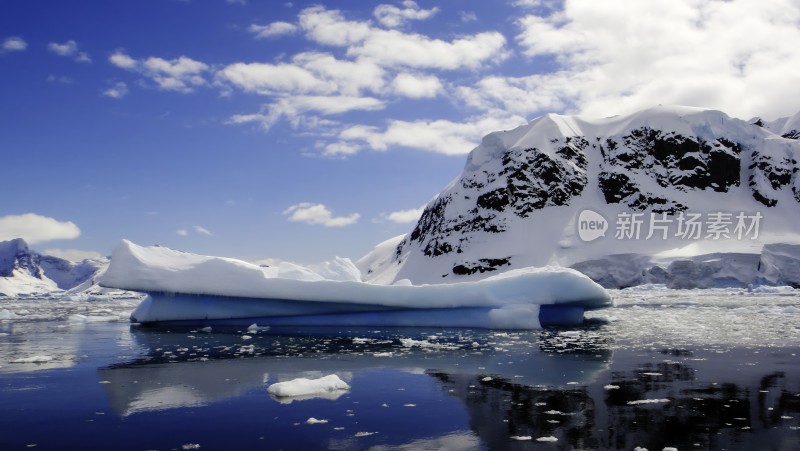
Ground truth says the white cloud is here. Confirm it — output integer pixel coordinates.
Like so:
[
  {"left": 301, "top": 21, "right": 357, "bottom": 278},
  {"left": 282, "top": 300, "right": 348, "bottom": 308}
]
[
  {"left": 47, "top": 40, "right": 91, "bottom": 62},
  {"left": 109, "top": 51, "right": 209, "bottom": 93},
  {"left": 0, "top": 213, "right": 80, "bottom": 244},
  {"left": 511, "top": 0, "right": 800, "bottom": 120},
  {"left": 47, "top": 75, "right": 73, "bottom": 84},
  {"left": 103, "top": 82, "right": 128, "bottom": 98},
  {"left": 249, "top": 21, "right": 298, "bottom": 38},
  {"left": 2, "top": 36, "right": 27, "bottom": 52},
  {"left": 193, "top": 225, "right": 213, "bottom": 236},
  {"left": 298, "top": 6, "right": 508, "bottom": 70},
  {"left": 391, "top": 72, "right": 442, "bottom": 98},
  {"left": 384, "top": 206, "right": 424, "bottom": 224},
  {"left": 459, "top": 11, "right": 478, "bottom": 23},
  {"left": 322, "top": 141, "right": 363, "bottom": 157},
  {"left": 228, "top": 95, "right": 385, "bottom": 129},
  {"left": 337, "top": 111, "right": 527, "bottom": 155},
  {"left": 42, "top": 248, "right": 103, "bottom": 262},
  {"left": 374, "top": 1, "right": 439, "bottom": 28},
  {"left": 283, "top": 203, "right": 360, "bottom": 227},
  {"left": 218, "top": 52, "right": 385, "bottom": 96},
  {"left": 227, "top": 0, "right": 246, "bottom": 4},
  {"left": 176, "top": 229, "right": 188, "bottom": 236}
]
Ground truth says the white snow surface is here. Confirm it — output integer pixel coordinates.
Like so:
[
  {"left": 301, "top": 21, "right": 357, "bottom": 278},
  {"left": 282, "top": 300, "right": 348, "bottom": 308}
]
[
  {"left": 266, "top": 374, "right": 350, "bottom": 398},
  {"left": 99, "top": 240, "right": 611, "bottom": 312}
]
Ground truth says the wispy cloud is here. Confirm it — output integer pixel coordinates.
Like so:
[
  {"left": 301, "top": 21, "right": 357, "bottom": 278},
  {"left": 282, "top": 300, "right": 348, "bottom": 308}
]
[
  {"left": 43, "top": 248, "right": 103, "bottom": 262},
  {"left": 0, "top": 213, "right": 80, "bottom": 244},
  {"left": 109, "top": 51, "right": 209, "bottom": 93},
  {"left": 103, "top": 81, "right": 128, "bottom": 98},
  {"left": 47, "top": 40, "right": 91, "bottom": 62},
  {"left": 373, "top": 1, "right": 439, "bottom": 28},
  {"left": 283, "top": 202, "right": 359, "bottom": 227},
  {"left": 193, "top": 225, "right": 213, "bottom": 236},
  {"left": 249, "top": 21, "right": 298, "bottom": 39}
]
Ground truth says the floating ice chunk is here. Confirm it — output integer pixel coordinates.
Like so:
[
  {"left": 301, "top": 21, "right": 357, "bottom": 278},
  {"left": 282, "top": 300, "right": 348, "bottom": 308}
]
[
  {"left": 181, "top": 444, "right": 200, "bottom": 450},
  {"left": 199, "top": 327, "right": 212, "bottom": 333},
  {"left": 663, "top": 447, "right": 678, "bottom": 451},
  {"left": 306, "top": 418, "right": 328, "bottom": 424},
  {"left": 628, "top": 398, "right": 670, "bottom": 405},
  {"left": 354, "top": 432, "right": 376, "bottom": 437},
  {"left": 10, "top": 355, "right": 54, "bottom": 363},
  {"left": 267, "top": 374, "right": 350, "bottom": 399},
  {"left": 481, "top": 377, "right": 493, "bottom": 382},
  {"left": 537, "top": 436, "right": 558, "bottom": 442},
  {"left": 510, "top": 436, "right": 532, "bottom": 441},
  {"left": 604, "top": 385, "right": 620, "bottom": 390},
  {"left": 101, "top": 240, "right": 611, "bottom": 329},
  {"left": 241, "top": 335, "right": 252, "bottom": 340}
]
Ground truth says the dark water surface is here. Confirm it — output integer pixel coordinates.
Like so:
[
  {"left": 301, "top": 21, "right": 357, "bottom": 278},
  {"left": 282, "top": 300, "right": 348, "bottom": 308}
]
[{"left": 1, "top": 289, "right": 799, "bottom": 450}]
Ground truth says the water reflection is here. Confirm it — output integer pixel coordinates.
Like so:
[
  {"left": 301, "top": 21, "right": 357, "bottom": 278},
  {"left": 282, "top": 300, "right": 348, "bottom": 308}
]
[
  {"left": 95, "top": 325, "right": 800, "bottom": 450},
  {"left": 99, "top": 326, "right": 613, "bottom": 417}
]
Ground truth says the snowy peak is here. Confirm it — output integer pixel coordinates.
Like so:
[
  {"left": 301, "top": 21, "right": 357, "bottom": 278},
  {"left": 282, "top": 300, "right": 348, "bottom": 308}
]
[
  {"left": 0, "top": 238, "right": 109, "bottom": 297},
  {"left": 0, "top": 238, "right": 42, "bottom": 279},
  {"left": 361, "top": 105, "right": 800, "bottom": 285}
]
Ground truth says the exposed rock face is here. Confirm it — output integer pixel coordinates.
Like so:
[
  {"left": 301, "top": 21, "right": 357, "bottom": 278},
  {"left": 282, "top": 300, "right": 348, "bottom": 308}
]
[{"left": 360, "top": 106, "right": 800, "bottom": 285}]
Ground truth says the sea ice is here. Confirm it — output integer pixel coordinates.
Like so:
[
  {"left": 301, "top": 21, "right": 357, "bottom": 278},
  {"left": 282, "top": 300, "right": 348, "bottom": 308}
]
[{"left": 266, "top": 374, "right": 350, "bottom": 399}]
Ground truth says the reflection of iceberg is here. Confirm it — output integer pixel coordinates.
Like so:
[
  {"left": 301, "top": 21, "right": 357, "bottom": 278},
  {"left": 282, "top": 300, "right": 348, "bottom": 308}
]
[
  {"left": 99, "top": 241, "right": 612, "bottom": 329},
  {"left": 98, "top": 328, "right": 612, "bottom": 416}
]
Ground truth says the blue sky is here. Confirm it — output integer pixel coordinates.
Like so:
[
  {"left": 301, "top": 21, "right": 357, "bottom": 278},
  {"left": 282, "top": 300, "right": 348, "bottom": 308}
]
[{"left": 1, "top": 0, "right": 799, "bottom": 264}]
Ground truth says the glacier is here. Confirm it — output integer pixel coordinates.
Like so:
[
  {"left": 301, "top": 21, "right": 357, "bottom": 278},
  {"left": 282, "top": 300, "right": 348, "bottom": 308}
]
[{"left": 98, "top": 240, "right": 612, "bottom": 329}]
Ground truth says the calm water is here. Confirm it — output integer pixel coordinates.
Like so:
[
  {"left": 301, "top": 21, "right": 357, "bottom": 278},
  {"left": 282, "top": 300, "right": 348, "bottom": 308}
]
[{"left": 1, "top": 289, "right": 799, "bottom": 450}]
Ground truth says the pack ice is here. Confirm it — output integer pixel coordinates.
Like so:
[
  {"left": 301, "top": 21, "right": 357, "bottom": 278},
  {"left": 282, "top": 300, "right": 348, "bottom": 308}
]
[{"left": 99, "top": 240, "right": 611, "bottom": 329}]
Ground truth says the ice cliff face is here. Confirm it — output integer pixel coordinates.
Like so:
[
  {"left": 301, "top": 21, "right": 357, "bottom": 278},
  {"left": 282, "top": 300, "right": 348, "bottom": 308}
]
[
  {"left": 0, "top": 238, "right": 108, "bottom": 297},
  {"left": 360, "top": 106, "right": 800, "bottom": 286}
]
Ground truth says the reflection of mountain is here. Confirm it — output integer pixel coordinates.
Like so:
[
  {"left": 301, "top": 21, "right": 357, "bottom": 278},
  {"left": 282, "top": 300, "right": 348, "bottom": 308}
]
[
  {"left": 98, "top": 328, "right": 613, "bottom": 416},
  {"left": 435, "top": 347, "right": 800, "bottom": 450}
]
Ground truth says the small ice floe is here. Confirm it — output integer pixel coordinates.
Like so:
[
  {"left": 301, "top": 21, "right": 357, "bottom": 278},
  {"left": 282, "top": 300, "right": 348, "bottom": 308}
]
[
  {"left": 627, "top": 398, "right": 670, "bottom": 406},
  {"left": 604, "top": 385, "right": 620, "bottom": 390},
  {"left": 199, "top": 327, "right": 212, "bottom": 333},
  {"left": 663, "top": 447, "right": 678, "bottom": 451},
  {"left": 403, "top": 404, "right": 416, "bottom": 407},
  {"left": 306, "top": 417, "right": 328, "bottom": 424},
  {"left": 373, "top": 352, "right": 393, "bottom": 357},
  {"left": 267, "top": 374, "right": 350, "bottom": 402},
  {"left": 641, "top": 372, "right": 663, "bottom": 377},
  {"left": 241, "top": 335, "right": 252, "bottom": 340},
  {"left": 354, "top": 432, "right": 376, "bottom": 437},
  {"left": 181, "top": 444, "right": 200, "bottom": 450},
  {"left": 98, "top": 380, "right": 111, "bottom": 384},
  {"left": 247, "top": 323, "right": 270, "bottom": 333},
  {"left": 544, "top": 410, "right": 569, "bottom": 415},
  {"left": 510, "top": 436, "right": 532, "bottom": 441},
  {"left": 10, "top": 355, "right": 54, "bottom": 364},
  {"left": 536, "top": 436, "right": 558, "bottom": 442},
  {"left": 481, "top": 377, "right": 493, "bottom": 382}
]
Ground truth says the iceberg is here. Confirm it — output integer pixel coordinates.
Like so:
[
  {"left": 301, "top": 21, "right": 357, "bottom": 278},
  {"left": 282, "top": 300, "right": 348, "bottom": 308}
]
[{"left": 99, "top": 240, "right": 612, "bottom": 329}]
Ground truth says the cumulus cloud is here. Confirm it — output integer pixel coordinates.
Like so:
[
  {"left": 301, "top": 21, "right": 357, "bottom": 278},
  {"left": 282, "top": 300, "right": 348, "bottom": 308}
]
[
  {"left": 47, "top": 40, "right": 91, "bottom": 62},
  {"left": 383, "top": 206, "right": 425, "bottom": 224},
  {"left": 109, "top": 51, "right": 209, "bottom": 93},
  {"left": 391, "top": 72, "right": 443, "bottom": 98},
  {"left": 2, "top": 36, "right": 27, "bottom": 53},
  {"left": 103, "top": 81, "right": 128, "bottom": 99},
  {"left": 283, "top": 203, "right": 360, "bottom": 227},
  {"left": 374, "top": 1, "right": 439, "bottom": 28},
  {"left": 218, "top": 52, "right": 385, "bottom": 96},
  {"left": 337, "top": 111, "right": 527, "bottom": 155},
  {"left": 249, "top": 21, "right": 298, "bottom": 38},
  {"left": 42, "top": 248, "right": 103, "bottom": 262},
  {"left": 0, "top": 213, "right": 80, "bottom": 244},
  {"left": 299, "top": 6, "right": 508, "bottom": 70},
  {"left": 508, "top": 0, "right": 800, "bottom": 120}
]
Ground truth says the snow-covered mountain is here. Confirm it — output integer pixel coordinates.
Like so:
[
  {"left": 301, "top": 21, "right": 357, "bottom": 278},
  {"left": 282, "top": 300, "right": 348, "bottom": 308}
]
[
  {"left": 0, "top": 238, "right": 111, "bottom": 297},
  {"left": 358, "top": 105, "right": 800, "bottom": 287}
]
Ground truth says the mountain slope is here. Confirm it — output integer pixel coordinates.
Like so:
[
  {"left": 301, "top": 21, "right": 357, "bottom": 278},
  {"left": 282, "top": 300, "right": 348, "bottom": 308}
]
[{"left": 359, "top": 106, "right": 800, "bottom": 285}]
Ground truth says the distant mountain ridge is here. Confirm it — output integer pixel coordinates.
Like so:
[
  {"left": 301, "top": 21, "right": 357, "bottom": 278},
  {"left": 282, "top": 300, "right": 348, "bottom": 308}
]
[
  {"left": 358, "top": 105, "right": 800, "bottom": 287},
  {"left": 0, "top": 238, "right": 110, "bottom": 297}
]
